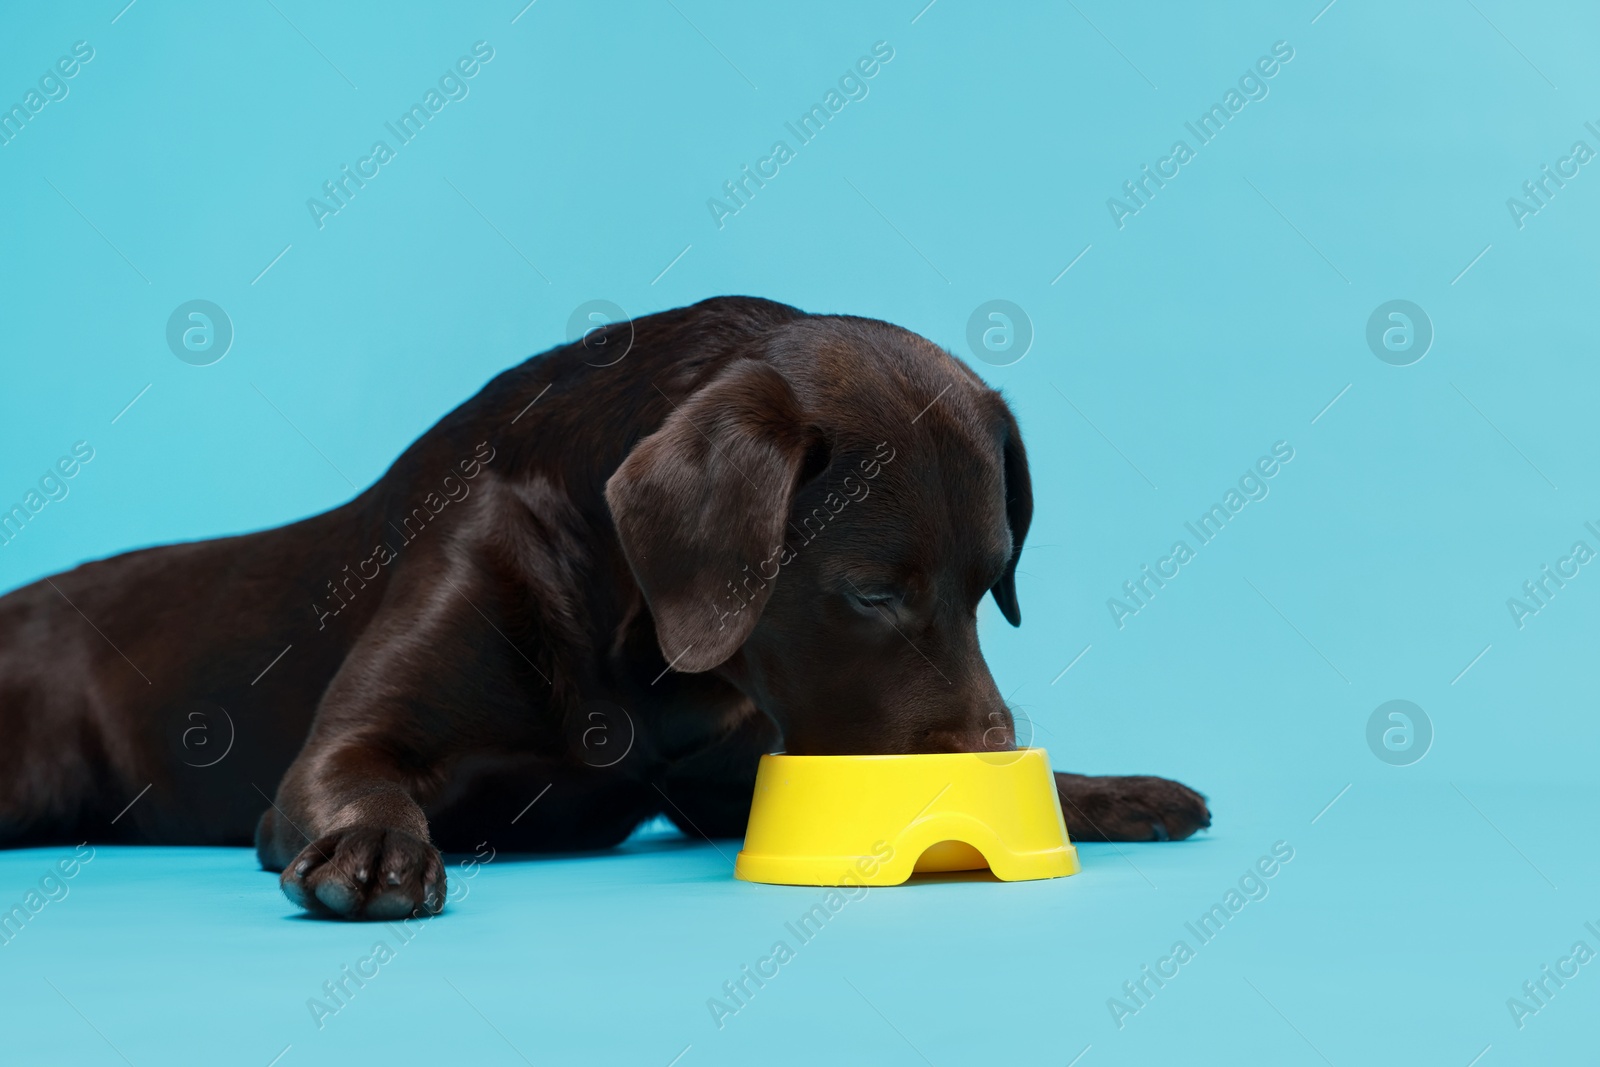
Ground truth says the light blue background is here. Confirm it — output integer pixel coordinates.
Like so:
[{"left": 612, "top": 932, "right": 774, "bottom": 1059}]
[{"left": 2, "top": 1, "right": 1596, "bottom": 1063}]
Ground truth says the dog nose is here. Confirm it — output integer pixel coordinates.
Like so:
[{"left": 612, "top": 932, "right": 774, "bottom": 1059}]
[{"left": 921, "top": 722, "right": 1013, "bottom": 754}]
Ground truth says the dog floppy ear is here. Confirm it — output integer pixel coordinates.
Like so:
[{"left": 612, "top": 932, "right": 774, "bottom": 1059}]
[
  {"left": 991, "top": 401, "right": 1032, "bottom": 627},
  {"left": 605, "top": 360, "right": 809, "bottom": 673}
]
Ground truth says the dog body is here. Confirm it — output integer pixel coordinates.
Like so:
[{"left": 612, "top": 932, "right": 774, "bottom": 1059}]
[{"left": 0, "top": 297, "right": 1207, "bottom": 919}]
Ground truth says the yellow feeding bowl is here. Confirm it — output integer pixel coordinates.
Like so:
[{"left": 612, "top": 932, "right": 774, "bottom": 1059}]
[{"left": 735, "top": 747, "right": 1079, "bottom": 886}]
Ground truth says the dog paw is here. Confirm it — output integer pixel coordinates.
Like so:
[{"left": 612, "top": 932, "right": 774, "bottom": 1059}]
[
  {"left": 279, "top": 826, "right": 445, "bottom": 920},
  {"left": 1053, "top": 773, "right": 1211, "bottom": 842}
]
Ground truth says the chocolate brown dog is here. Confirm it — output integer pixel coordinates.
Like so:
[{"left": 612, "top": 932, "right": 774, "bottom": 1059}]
[{"left": 0, "top": 297, "right": 1208, "bottom": 919}]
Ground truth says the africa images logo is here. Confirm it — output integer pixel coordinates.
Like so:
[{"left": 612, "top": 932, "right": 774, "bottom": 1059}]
[
  {"left": 1106, "top": 442, "right": 1294, "bottom": 628},
  {"left": 706, "top": 41, "right": 895, "bottom": 230},
  {"left": 708, "top": 441, "right": 895, "bottom": 635},
  {"left": 0, "top": 40, "right": 94, "bottom": 148},
  {"left": 306, "top": 42, "right": 495, "bottom": 230},
  {"left": 1105, "top": 40, "right": 1295, "bottom": 230},
  {"left": 311, "top": 443, "right": 495, "bottom": 629}
]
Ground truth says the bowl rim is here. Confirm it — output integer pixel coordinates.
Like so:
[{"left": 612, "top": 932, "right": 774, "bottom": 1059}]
[{"left": 758, "top": 747, "right": 1047, "bottom": 764}]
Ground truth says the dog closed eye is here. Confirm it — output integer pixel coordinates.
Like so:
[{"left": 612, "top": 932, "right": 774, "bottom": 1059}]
[{"left": 847, "top": 589, "right": 899, "bottom": 614}]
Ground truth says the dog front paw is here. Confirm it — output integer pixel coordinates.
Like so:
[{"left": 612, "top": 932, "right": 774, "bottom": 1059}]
[
  {"left": 279, "top": 826, "right": 445, "bottom": 920},
  {"left": 1053, "top": 773, "right": 1211, "bottom": 842}
]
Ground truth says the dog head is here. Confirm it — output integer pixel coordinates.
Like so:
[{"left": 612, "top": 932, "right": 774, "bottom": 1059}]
[{"left": 605, "top": 314, "right": 1029, "bottom": 755}]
